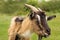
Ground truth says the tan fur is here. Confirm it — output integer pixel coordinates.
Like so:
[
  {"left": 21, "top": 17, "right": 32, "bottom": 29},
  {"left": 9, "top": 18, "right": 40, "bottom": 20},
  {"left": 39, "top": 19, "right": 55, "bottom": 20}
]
[
  {"left": 17, "top": 17, "right": 45, "bottom": 40},
  {"left": 8, "top": 16, "right": 22, "bottom": 40},
  {"left": 8, "top": 16, "right": 45, "bottom": 40}
]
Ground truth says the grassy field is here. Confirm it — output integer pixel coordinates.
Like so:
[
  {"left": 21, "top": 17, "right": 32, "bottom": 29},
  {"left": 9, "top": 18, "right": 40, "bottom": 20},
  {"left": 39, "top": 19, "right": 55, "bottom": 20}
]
[{"left": 0, "top": 13, "right": 60, "bottom": 40}]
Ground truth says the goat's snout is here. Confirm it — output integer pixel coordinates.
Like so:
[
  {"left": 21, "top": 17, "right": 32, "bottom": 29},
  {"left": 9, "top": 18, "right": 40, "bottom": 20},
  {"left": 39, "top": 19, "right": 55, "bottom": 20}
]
[
  {"left": 46, "top": 28, "right": 51, "bottom": 35},
  {"left": 43, "top": 28, "right": 51, "bottom": 38}
]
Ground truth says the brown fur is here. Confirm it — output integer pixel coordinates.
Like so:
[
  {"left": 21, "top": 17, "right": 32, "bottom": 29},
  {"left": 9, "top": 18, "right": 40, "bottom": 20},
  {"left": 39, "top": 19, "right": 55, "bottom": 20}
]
[
  {"left": 8, "top": 16, "right": 22, "bottom": 40},
  {"left": 18, "top": 17, "right": 42, "bottom": 34},
  {"left": 8, "top": 16, "right": 45, "bottom": 40},
  {"left": 17, "top": 17, "right": 45, "bottom": 40}
]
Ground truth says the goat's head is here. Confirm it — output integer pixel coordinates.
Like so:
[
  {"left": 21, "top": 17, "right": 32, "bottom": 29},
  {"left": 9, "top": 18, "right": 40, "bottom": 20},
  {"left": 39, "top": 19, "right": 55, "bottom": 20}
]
[{"left": 25, "top": 4, "right": 56, "bottom": 38}]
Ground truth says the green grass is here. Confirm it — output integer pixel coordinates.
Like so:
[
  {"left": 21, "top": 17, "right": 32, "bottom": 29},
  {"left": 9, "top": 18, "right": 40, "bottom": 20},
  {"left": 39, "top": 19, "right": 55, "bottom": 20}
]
[
  {"left": 0, "top": 14, "right": 12, "bottom": 40},
  {"left": 0, "top": 13, "right": 60, "bottom": 40}
]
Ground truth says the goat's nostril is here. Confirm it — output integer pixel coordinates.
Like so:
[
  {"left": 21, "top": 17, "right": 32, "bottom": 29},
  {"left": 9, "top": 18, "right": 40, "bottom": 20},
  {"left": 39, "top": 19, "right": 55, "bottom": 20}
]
[
  {"left": 46, "top": 29, "right": 51, "bottom": 35},
  {"left": 47, "top": 30, "right": 50, "bottom": 32}
]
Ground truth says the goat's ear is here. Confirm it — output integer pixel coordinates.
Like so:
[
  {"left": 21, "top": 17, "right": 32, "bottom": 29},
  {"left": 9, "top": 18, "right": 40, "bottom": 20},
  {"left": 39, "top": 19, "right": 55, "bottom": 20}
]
[
  {"left": 29, "top": 12, "right": 36, "bottom": 20},
  {"left": 47, "top": 15, "right": 56, "bottom": 21}
]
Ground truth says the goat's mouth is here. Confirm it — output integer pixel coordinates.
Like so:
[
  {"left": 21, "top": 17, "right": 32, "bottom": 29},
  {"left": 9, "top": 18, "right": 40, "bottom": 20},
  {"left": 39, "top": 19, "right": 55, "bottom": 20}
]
[
  {"left": 43, "top": 32, "right": 51, "bottom": 38},
  {"left": 43, "top": 33, "right": 49, "bottom": 38}
]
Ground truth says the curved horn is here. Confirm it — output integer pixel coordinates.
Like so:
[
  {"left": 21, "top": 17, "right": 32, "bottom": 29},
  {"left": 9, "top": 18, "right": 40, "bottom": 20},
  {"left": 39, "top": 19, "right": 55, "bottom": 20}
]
[
  {"left": 38, "top": 8, "right": 45, "bottom": 13},
  {"left": 25, "top": 4, "right": 39, "bottom": 13},
  {"left": 38, "top": 8, "right": 43, "bottom": 12}
]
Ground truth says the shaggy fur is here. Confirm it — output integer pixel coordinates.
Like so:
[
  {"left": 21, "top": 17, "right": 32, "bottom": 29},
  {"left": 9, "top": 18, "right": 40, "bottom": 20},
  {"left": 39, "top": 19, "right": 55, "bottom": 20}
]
[
  {"left": 8, "top": 16, "right": 24, "bottom": 40},
  {"left": 15, "top": 11, "right": 50, "bottom": 40},
  {"left": 8, "top": 15, "right": 45, "bottom": 40},
  {"left": 8, "top": 3, "right": 56, "bottom": 40},
  {"left": 8, "top": 15, "right": 56, "bottom": 40}
]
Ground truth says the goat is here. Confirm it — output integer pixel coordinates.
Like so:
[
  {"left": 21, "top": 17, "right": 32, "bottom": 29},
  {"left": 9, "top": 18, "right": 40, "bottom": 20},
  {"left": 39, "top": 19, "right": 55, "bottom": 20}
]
[
  {"left": 8, "top": 4, "right": 56, "bottom": 40},
  {"left": 15, "top": 11, "right": 50, "bottom": 40},
  {"left": 25, "top": 4, "right": 56, "bottom": 40},
  {"left": 8, "top": 13, "right": 46, "bottom": 40},
  {"left": 8, "top": 15, "right": 56, "bottom": 40}
]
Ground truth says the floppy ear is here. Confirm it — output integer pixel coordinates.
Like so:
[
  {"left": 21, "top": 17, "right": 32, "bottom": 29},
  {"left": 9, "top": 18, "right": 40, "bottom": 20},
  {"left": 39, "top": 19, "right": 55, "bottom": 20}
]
[{"left": 47, "top": 15, "right": 56, "bottom": 21}]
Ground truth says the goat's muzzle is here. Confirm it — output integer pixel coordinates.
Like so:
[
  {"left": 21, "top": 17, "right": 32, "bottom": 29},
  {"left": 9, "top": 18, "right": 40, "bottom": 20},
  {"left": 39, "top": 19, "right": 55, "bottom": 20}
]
[{"left": 43, "top": 28, "right": 51, "bottom": 38}]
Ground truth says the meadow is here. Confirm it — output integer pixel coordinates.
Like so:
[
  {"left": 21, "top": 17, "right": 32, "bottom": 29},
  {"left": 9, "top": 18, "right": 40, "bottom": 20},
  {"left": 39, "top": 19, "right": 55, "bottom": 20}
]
[{"left": 0, "top": 12, "right": 60, "bottom": 40}]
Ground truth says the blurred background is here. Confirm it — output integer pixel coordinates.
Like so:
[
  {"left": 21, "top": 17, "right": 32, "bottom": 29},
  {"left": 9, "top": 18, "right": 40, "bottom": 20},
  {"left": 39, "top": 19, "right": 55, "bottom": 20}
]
[{"left": 0, "top": 0, "right": 60, "bottom": 40}]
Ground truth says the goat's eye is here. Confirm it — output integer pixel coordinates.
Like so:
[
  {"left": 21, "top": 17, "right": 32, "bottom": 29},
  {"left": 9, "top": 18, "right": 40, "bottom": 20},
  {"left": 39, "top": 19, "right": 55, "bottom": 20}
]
[
  {"left": 42, "top": 15, "right": 45, "bottom": 18},
  {"left": 40, "top": 15, "right": 45, "bottom": 18},
  {"left": 40, "top": 14, "right": 46, "bottom": 18}
]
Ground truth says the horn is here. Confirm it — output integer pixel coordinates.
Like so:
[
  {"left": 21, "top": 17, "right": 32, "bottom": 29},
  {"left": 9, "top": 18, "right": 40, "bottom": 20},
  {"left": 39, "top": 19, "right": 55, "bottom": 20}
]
[
  {"left": 38, "top": 8, "right": 43, "bottom": 12},
  {"left": 38, "top": 8, "right": 45, "bottom": 14},
  {"left": 25, "top": 4, "right": 39, "bottom": 13}
]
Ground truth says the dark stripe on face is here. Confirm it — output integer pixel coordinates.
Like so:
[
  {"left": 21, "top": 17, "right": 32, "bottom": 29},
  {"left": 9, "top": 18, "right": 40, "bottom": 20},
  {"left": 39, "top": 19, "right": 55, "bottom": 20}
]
[
  {"left": 36, "top": 15, "right": 44, "bottom": 30},
  {"left": 40, "top": 13, "right": 51, "bottom": 35}
]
